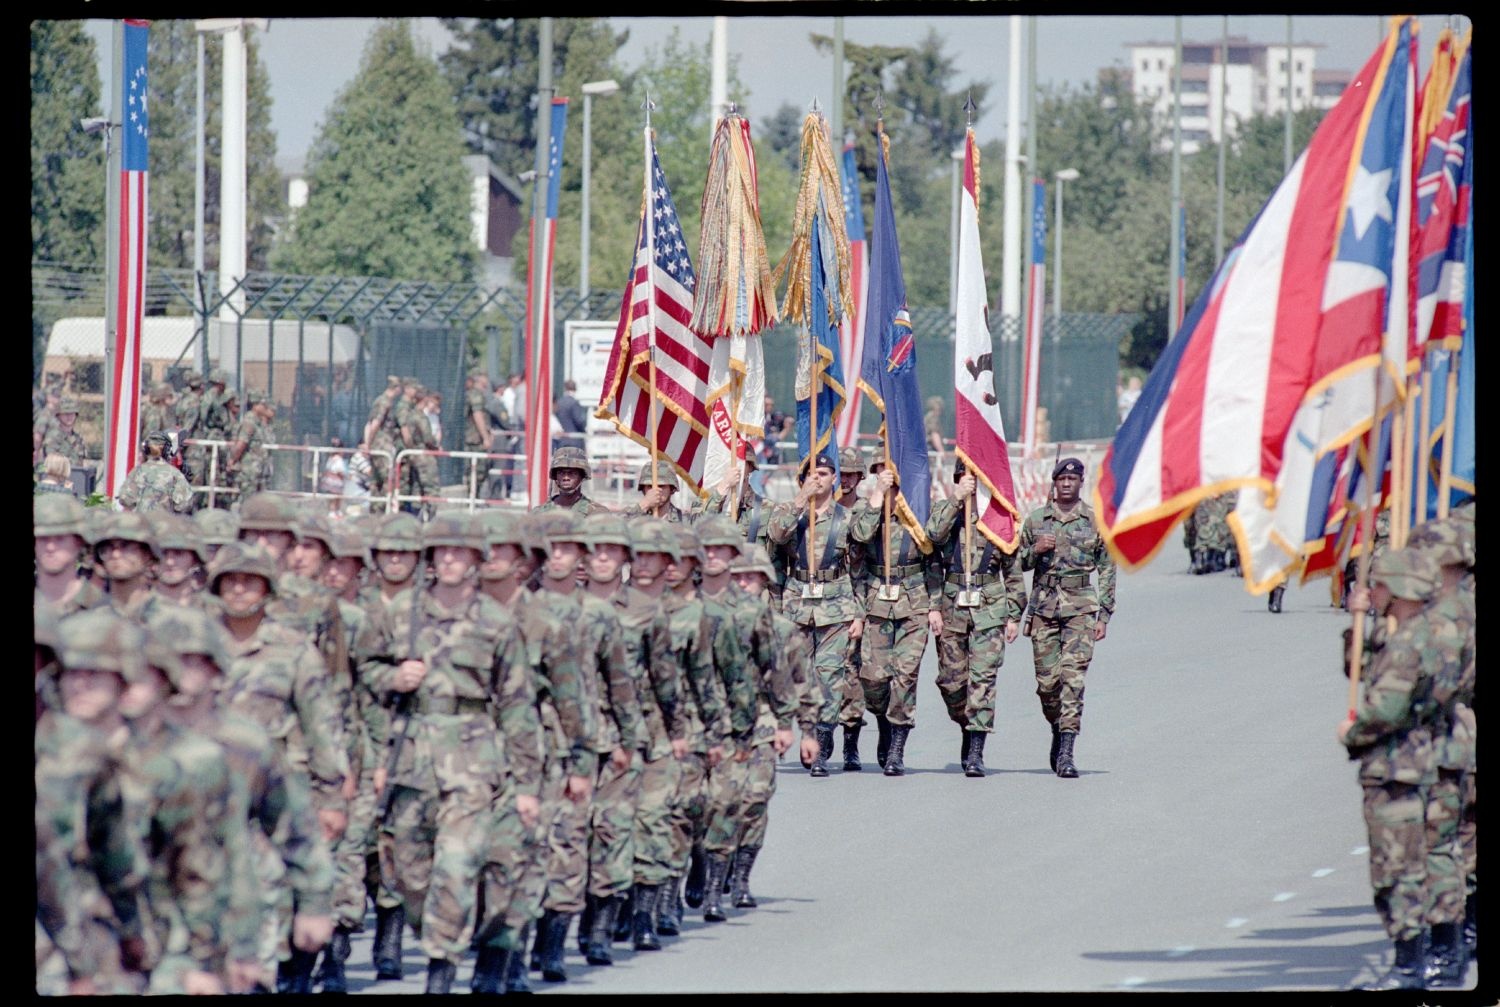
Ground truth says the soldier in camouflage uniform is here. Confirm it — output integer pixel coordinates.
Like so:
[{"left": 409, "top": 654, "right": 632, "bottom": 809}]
[
  {"left": 195, "top": 370, "right": 236, "bottom": 499},
  {"left": 95, "top": 512, "right": 167, "bottom": 625},
  {"left": 1189, "top": 492, "right": 1236, "bottom": 574},
  {"left": 399, "top": 385, "right": 443, "bottom": 518},
  {"left": 225, "top": 390, "right": 275, "bottom": 503},
  {"left": 533, "top": 446, "right": 609, "bottom": 515},
  {"left": 40, "top": 395, "right": 88, "bottom": 469},
  {"left": 924, "top": 465, "right": 1026, "bottom": 777},
  {"left": 118, "top": 431, "right": 194, "bottom": 514},
  {"left": 1018, "top": 457, "right": 1117, "bottom": 779},
  {"left": 175, "top": 373, "right": 205, "bottom": 485},
  {"left": 852, "top": 449, "right": 943, "bottom": 776},
  {"left": 766, "top": 452, "right": 865, "bottom": 777},
  {"left": 357, "top": 513, "right": 543, "bottom": 994},
  {"left": 632, "top": 461, "right": 689, "bottom": 522},
  {"left": 464, "top": 372, "right": 495, "bottom": 454},
  {"left": 1340, "top": 548, "right": 1462, "bottom": 990},
  {"left": 836, "top": 444, "right": 867, "bottom": 509},
  {"left": 192, "top": 507, "right": 239, "bottom": 574},
  {"left": 697, "top": 452, "right": 784, "bottom": 603},
  {"left": 361, "top": 376, "right": 404, "bottom": 504},
  {"left": 474, "top": 509, "right": 596, "bottom": 993},
  {"left": 35, "top": 494, "right": 107, "bottom": 619},
  {"left": 140, "top": 382, "right": 176, "bottom": 438},
  {"left": 142, "top": 512, "right": 210, "bottom": 612}
]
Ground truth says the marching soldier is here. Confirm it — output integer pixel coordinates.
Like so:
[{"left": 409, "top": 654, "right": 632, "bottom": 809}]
[
  {"left": 141, "top": 513, "right": 210, "bottom": 612},
  {"left": 632, "top": 462, "right": 689, "bottom": 522},
  {"left": 225, "top": 390, "right": 275, "bottom": 503},
  {"left": 766, "top": 452, "right": 865, "bottom": 777},
  {"left": 35, "top": 494, "right": 106, "bottom": 618},
  {"left": 1018, "top": 457, "right": 1117, "bottom": 779},
  {"left": 94, "top": 512, "right": 165, "bottom": 625},
  {"left": 836, "top": 445, "right": 867, "bottom": 509},
  {"left": 852, "top": 449, "right": 943, "bottom": 776},
  {"left": 698, "top": 453, "right": 783, "bottom": 604},
  {"left": 533, "top": 447, "right": 609, "bottom": 515}
]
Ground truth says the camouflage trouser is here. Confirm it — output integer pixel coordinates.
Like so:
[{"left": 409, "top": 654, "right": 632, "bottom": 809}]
[
  {"left": 734, "top": 741, "right": 779, "bottom": 851},
  {"left": 632, "top": 750, "right": 682, "bottom": 886},
  {"left": 702, "top": 755, "right": 750, "bottom": 855},
  {"left": 860, "top": 615, "right": 928, "bottom": 727},
  {"left": 793, "top": 622, "right": 857, "bottom": 727},
  {"left": 1459, "top": 770, "right": 1476, "bottom": 892},
  {"left": 1424, "top": 768, "right": 1465, "bottom": 925},
  {"left": 380, "top": 783, "right": 491, "bottom": 960},
  {"left": 588, "top": 751, "right": 642, "bottom": 899},
  {"left": 253, "top": 830, "right": 293, "bottom": 973},
  {"left": 498, "top": 763, "right": 565, "bottom": 938},
  {"left": 1031, "top": 614, "right": 1096, "bottom": 734},
  {"left": 331, "top": 763, "right": 378, "bottom": 931},
  {"left": 1363, "top": 780, "right": 1428, "bottom": 941},
  {"left": 35, "top": 913, "right": 146, "bottom": 995},
  {"left": 404, "top": 456, "right": 440, "bottom": 511},
  {"left": 667, "top": 752, "right": 711, "bottom": 876},
  {"left": 234, "top": 460, "right": 269, "bottom": 503},
  {"left": 369, "top": 435, "right": 395, "bottom": 496},
  {"left": 542, "top": 772, "right": 594, "bottom": 915},
  {"left": 936, "top": 620, "right": 1008, "bottom": 734}
]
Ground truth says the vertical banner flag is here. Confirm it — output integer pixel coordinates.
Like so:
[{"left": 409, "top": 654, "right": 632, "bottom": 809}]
[
  {"left": 1097, "top": 17, "right": 1417, "bottom": 593},
  {"left": 954, "top": 127, "right": 1021, "bottom": 551},
  {"left": 106, "top": 19, "right": 151, "bottom": 500},
  {"left": 1021, "top": 177, "right": 1046, "bottom": 455},
  {"left": 858, "top": 129, "right": 932, "bottom": 548},
  {"left": 525, "top": 97, "right": 568, "bottom": 505},
  {"left": 694, "top": 113, "right": 777, "bottom": 496},
  {"left": 774, "top": 111, "right": 851, "bottom": 481},
  {"left": 595, "top": 131, "right": 711, "bottom": 491},
  {"left": 835, "top": 140, "right": 869, "bottom": 448}
]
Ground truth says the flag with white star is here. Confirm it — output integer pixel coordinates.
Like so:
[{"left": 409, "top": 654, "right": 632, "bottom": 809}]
[{"left": 524, "top": 97, "right": 568, "bottom": 506}]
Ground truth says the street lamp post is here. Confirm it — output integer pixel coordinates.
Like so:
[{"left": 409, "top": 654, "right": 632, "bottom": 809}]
[
  {"left": 580, "top": 79, "right": 621, "bottom": 307},
  {"left": 1052, "top": 167, "right": 1079, "bottom": 337},
  {"left": 949, "top": 146, "right": 964, "bottom": 316}
]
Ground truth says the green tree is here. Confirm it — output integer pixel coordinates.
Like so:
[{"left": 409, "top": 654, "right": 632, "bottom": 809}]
[
  {"left": 273, "top": 19, "right": 477, "bottom": 282},
  {"left": 32, "top": 20, "right": 105, "bottom": 267}
]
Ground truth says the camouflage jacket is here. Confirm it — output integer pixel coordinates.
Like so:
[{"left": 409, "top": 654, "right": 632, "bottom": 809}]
[
  {"left": 1018, "top": 501, "right": 1117, "bottom": 622},
  {"left": 850, "top": 500, "right": 942, "bottom": 619},
  {"left": 175, "top": 390, "right": 202, "bottom": 437},
  {"left": 662, "top": 592, "right": 732, "bottom": 753},
  {"left": 767, "top": 499, "right": 864, "bottom": 627},
  {"left": 219, "top": 615, "right": 351, "bottom": 813},
  {"left": 608, "top": 585, "right": 682, "bottom": 760},
  {"left": 533, "top": 494, "right": 609, "bottom": 516},
  {"left": 517, "top": 589, "right": 599, "bottom": 778},
  {"left": 401, "top": 405, "right": 439, "bottom": 452},
  {"left": 705, "top": 581, "right": 796, "bottom": 741},
  {"left": 576, "top": 590, "right": 643, "bottom": 755},
  {"left": 230, "top": 415, "right": 270, "bottom": 475},
  {"left": 42, "top": 424, "right": 89, "bottom": 465},
  {"left": 140, "top": 402, "right": 175, "bottom": 438},
  {"left": 463, "top": 388, "right": 489, "bottom": 450},
  {"left": 1344, "top": 604, "right": 1464, "bottom": 785},
  {"left": 358, "top": 587, "right": 543, "bottom": 798},
  {"left": 35, "top": 579, "right": 107, "bottom": 621},
  {"left": 199, "top": 390, "right": 234, "bottom": 439},
  {"left": 117, "top": 459, "right": 193, "bottom": 514},
  {"left": 925, "top": 497, "right": 1027, "bottom": 632},
  {"left": 1427, "top": 585, "right": 1476, "bottom": 771},
  {"left": 334, "top": 598, "right": 372, "bottom": 783}
]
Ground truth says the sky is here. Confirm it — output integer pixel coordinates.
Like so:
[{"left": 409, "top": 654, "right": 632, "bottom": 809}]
[{"left": 83, "top": 14, "right": 1461, "bottom": 171}]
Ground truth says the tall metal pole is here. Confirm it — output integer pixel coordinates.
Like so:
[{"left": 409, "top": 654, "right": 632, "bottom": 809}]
[
  {"left": 581, "top": 91, "right": 593, "bottom": 305},
  {"left": 1022, "top": 15, "right": 1037, "bottom": 339},
  {"left": 103, "top": 22, "right": 124, "bottom": 450},
  {"left": 831, "top": 17, "right": 844, "bottom": 147},
  {"left": 194, "top": 32, "right": 208, "bottom": 372},
  {"left": 529, "top": 17, "right": 556, "bottom": 488},
  {"left": 1001, "top": 16, "right": 1023, "bottom": 332},
  {"left": 1214, "top": 16, "right": 1227, "bottom": 267},
  {"left": 949, "top": 148, "right": 962, "bottom": 316},
  {"left": 1169, "top": 17, "right": 1183, "bottom": 336},
  {"left": 219, "top": 20, "right": 248, "bottom": 393},
  {"left": 1285, "top": 15, "right": 1294, "bottom": 173},
  {"left": 1052, "top": 177, "right": 1063, "bottom": 327},
  {"left": 711, "top": 17, "right": 727, "bottom": 135}
]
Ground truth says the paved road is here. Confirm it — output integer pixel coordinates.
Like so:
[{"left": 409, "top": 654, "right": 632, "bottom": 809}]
[{"left": 341, "top": 541, "right": 1476, "bottom": 993}]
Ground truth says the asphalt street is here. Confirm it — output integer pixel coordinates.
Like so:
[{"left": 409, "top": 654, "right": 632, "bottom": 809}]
[{"left": 342, "top": 540, "right": 1478, "bottom": 994}]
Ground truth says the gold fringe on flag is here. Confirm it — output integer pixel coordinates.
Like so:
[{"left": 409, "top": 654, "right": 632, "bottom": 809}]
[
  {"left": 692, "top": 114, "right": 778, "bottom": 337},
  {"left": 774, "top": 112, "right": 854, "bottom": 328}
]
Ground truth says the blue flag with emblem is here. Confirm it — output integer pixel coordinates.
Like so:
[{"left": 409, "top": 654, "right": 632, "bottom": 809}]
[
  {"left": 857, "top": 130, "right": 932, "bottom": 548},
  {"left": 793, "top": 220, "right": 847, "bottom": 479}
]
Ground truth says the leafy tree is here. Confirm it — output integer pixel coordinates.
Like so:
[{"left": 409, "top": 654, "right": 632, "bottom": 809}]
[
  {"left": 273, "top": 19, "right": 477, "bottom": 282},
  {"left": 32, "top": 20, "right": 105, "bottom": 267}
]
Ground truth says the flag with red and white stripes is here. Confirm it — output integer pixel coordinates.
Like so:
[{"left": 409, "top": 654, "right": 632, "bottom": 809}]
[
  {"left": 1020, "top": 177, "right": 1046, "bottom": 455},
  {"left": 835, "top": 140, "right": 868, "bottom": 448},
  {"left": 105, "top": 18, "right": 151, "bottom": 500},
  {"left": 594, "top": 131, "right": 711, "bottom": 492},
  {"left": 525, "top": 98, "right": 568, "bottom": 506}
]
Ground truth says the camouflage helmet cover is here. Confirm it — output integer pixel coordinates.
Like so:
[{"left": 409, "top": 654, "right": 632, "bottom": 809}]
[
  {"left": 629, "top": 519, "right": 681, "bottom": 561},
  {"left": 94, "top": 511, "right": 162, "bottom": 559},
  {"left": 372, "top": 512, "right": 423, "bottom": 553},
  {"left": 1369, "top": 547, "right": 1443, "bottom": 603},
  {"left": 34, "top": 494, "right": 87, "bottom": 538},
  {"left": 206, "top": 540, "right": 280, "bottom": 596},
  {"left": 56, "top": 609, "right": 149, "bottom": 683},
  {"left": 193, "top": 508, "right": 241, "bottom": 547},
  {"left": 238, "top": 493, "right": 300, "bottom": 537},
  {"left": 583, "top": 511, "right": 632, "bottom": 552},
  {"left": 550, "top": 447, "right": 591, "bottom": 478}
]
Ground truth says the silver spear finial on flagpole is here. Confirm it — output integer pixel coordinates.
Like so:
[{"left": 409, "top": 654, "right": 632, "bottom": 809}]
[
  {"left": 643, "top": 90, "right": 656, "bottom": 129},
  {"left": 964, "top": 91, "right": 976, "bottom": 128}
]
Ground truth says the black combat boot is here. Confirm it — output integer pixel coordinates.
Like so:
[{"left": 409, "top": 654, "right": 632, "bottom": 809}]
[
  {"left": 277, "top": 947, "right": 320, "bottom": 994},
  {"left": 1190, "top": 549, "right": 1206, "bottom": 574},
  {"left": 876, "top": 715, "right": 892, "bottom": 769},
  {"left": 612, "top": 888, "right": 635, "bottom": 943},
  {"left": 963, "top": 731, "right": 986, "bottom": 777},
  {"left": 1464, "top": 892, "right": 1477, "bottom": 956},
  {"left": 318, "top": 927, "right": 352, "bottom": 993},
  {"left": 1425, "top": 921, "right": 1468, "bottom": 987},
  {"left": 960, "top": 729, "right": 972, "bottom": 766},
  {"left": 577, "top": 896, "right": 595, "bottom": 957},
  {"left": 883, "top": 725, "right": 909, "bottom": 776},
  {"left": 373, "top": 903, "right": 405, "bottom": 981},
  {"left": 731, "top": 847, "right": 761, "bottom": 908},
  {"left": 1055, "top": 731, "right": 1079, "bottom": 778},
  {"left": 424, "top": 957, "right": 457, "bottom": 995},
  {"left": 505, "top": 931, "right": 533, "bottom": 993},
  {"left": 1268, "top": 585, "right": 1285, "bottom": 613},
  {"left": 1361, "top": 934, "right": 1426, "bottom": 990},
  {"left": 684, "top": 844, "right": 707, "bottom": 908},
  {"left": 1049, "top": 722, "right": 1062, "bottom": 772},
  {"left": 538, "top": 910, "right": 571, "bottom": 983},
  {"left": 468, "top": 944, "right": 511, "bottom": 995},
  {"left": 842, "top": 722, "right": 863, "bottom": 771},
  {"left": 657, "top": 875, "right": 683, "bottom": 936},
  {"left": 632, "top": 883, "right": 662, "bottom": 950},
  {"left": 702, "top": 853, "right": 731, "bottom": 922},
  {"left": 1211, "top": 549, "right": 1227, "bottom": 572},
  {"left": 810, "top": 723, "right": 834, "bottom": 777},
  {"left": 583, "top": 893, "right": 618, "bottom": 966}
]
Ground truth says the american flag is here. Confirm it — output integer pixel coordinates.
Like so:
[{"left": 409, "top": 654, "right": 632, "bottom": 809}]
[
  {"left": 835, "top": 140, "right": 868, "bottom": 448},
  {"left": 1020, "top": 177, "right": 1046, "bottom": 454},
  {"left": 525, "top": 97, "right": 568, "bottom": 506},
  {"left": 105, "top": 19, "right": 151, "bottom": 500},
  {"left": 595, "top": 132, "right": 711, "bottom": 492}
]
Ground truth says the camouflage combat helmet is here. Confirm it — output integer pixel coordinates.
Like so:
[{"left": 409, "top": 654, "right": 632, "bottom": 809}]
[
  {"left": 530, "top": 510, "right": 592, "bottom": 551},
  {"left": 94, "top": 511, "right": 162, "bottom": 560},
  {"left": 635, "top": 462, "right": 678, "bottom": 492},
  {"left": 34, "top": 494, "right": 87, "bottom": 538},
  {"left": 145, "top": 607, "right": 229, "bottom": 683},
  {"left": 695, "top": 516, "right": 745, "bottom": 551},
  {"left": 1369, "top": 547, "right": 1442, "bottom": 603},
  {"left": 292, "top": 513, "right": 335, "bottom": 553},
  {"left": 583, "top": 511, "right": 632, "bottom": 553},
  {"left": 206, "top": 540, "right": 280, "bottom": 596},
  {"left": 1406, "top": 517, "right": 1470, "bottom": 571},
  {"left": 550, "top": 447, "right": 591, "bottom": 478},
  {"left": 629, "top": 519, "right": 681, "bottom": 561},
  {"left": 246, "top": 389, "right": 270, "bottom": 406},
  {"left": 674, "top": 524, "right": 704, "bottom": 565},
  {"left": 56, "top": 609, "right": 149, "bottom": 683},
  {"left": 55, "top": 396, "right": 81, "bottom": 416},
  {"left": 209, "top": 368, "right": 230, "bottom": 385},
  {"left": 839, "top": 446, "right": 867, "bottom": 476},
  {"left": 149, "top": 512, "right": 208, "bottom": 562},
  {"left": 82, "top": 507, "right": 113, "bottom": 548},
  {"left": 728, "top": 543, "right": 777, "bottom": 579},
  {"left": 325, "top": 523, "right": 372, "bottom": 566},
  {"left": 185, "top": 372, "right": 205, "bottom": 389},
  {"left": 142, "top": 430, "right": 172, "bottom": 451},
  {"left": 422, "top": 511, "right": 489, "bottom": 560},
  {"left": 193, "top": 508, "right": 242, "bottom": 548},
  {"left": 480, "top": 509, "right": 526, "bottom": 550},
  {"left": 372, "top": 512, "right": 423, "bottom": 553},
  {"left": 238, "top": 493, "right": 300, "bottom": 538}
]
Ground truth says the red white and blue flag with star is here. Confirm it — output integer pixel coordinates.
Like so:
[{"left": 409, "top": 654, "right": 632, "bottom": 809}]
[
  {"left": 1097, "top": 17, "right": 1417, "bottom": 593},
  {"left": 525, "top": 97, "right": 567, "bottom": 506},
  {"left": 105, "top": 19, "right": 151, "bottom": 500},
  {"left": 595, "top": 132, "right": 711, "bottom": 493},
  {"left": 835, "top": 140, "right": 868, "bottom": 448}
]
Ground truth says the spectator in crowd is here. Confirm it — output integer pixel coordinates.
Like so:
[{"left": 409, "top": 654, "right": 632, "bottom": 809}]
[
  {"left": 342, "top": 442, "right": 374, "bottom": 515},
  {"left": 759, "top": 395, "right": 794, "bottom": 466},
  {"left": 552, "top": 379, "right": 588, "bottom": 451},
  {"left": 499, "top": 372, "right": 524, "bottom": 419},
  {"left": 35, "top": 453, "right": 76, "bottom": 497},
  {"left": 1118, "top": 375, "right": 1143, "bottom": 425},
  {"left": 320, "top": 435, "right": 348, "bottom": 507}
]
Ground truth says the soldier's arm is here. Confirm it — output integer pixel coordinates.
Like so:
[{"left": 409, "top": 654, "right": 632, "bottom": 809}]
[
  {"left": 848, "top": 500, "right": 881, "bottom": 543},
  {"left": 492, "top": 628, "right": 545, "bottom": 797},
  {"left": 254, "top": 734, "right": 336, "bottom": 918},
  {"left": 1094, "top": 527, "right": 1117, "bottom": 623},
  {"left": 648, "top": 613, "right": 684, "bottom": 740},
  {"left": 924, "top": 496, "right": 961, "bottom": 547},
  {"left": 1003, "top": 552, "right": 1027, "bottom": 624},
  {"left": 765, "top": 505, "right": 799, "bottom": 545},
  {"left": 164, "top": 744, "right": 248, "bottom": 969},
  {"left": 925, "top": 550, "right": 945, "bottom": 608},
  {"left": 117, "top": 470, "right": 141, "bottom": 510},
  {"left": 86, "top": 763, "right": 148, "bottom": 945},
  {"left": 291, "top": 641, "right": 352, "bottom": 811},
  {"left": 691, "top": 614, "right": 731, "bottom": 747},
  {"left": 1344, "top": 631, "right": 1423, "bottom": 747},
  {"left": 1018, "top": 514, "right": 1039, "bottom": 570},
  {"left": 754, "top": 604, "right": 797, "bottom": 729},
  {"left": 604, "top": 623, "right": 644, "bottom": 752},
  {"left": 546, "top": 618, "right": 598, "bottom": 778},
  {"left": 171, "top": 470, "right": 193, "bottom": 512}
]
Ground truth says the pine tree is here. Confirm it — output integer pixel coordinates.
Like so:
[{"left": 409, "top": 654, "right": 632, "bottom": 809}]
[{"left": 32, "top": 20, "right": 105, "bottom": 267}]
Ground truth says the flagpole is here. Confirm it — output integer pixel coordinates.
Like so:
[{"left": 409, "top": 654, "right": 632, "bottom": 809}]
[
  {"left": 643, "top": 104, "right": 661, "bottom": 494},
  {"left": 1346, "top": 368, "right": 1389, "bottom": 719},
  {"left": 1391, "top": 375, "right": 1416, "bottom": 547},
  {"left": 1415, "top": 362, "right": 1434, "bottom": 525},
  {"left": 1436, "top": 348, "right": 1460, "bottom": 518},
  {"left": 963, "top": 486, "right": 974, "bottom": 600},
  {"left": 729, "top": 382, "right": 743, "bottom": 522},
  {"left": 883, "top": 438, "right": 893, "bottom": 591}
]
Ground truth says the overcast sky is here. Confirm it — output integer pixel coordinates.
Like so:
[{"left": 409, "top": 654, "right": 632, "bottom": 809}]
[{"left": 83, "top": 15, "right": 1461, "bottom": 170}]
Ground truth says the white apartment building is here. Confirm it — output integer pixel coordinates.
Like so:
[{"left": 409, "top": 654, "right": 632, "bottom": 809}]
[{"left": 1124, "top": 37, "right": 1349, "bottom": 153}]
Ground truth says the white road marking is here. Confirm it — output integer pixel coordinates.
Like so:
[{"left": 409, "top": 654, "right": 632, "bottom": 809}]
[
  {"left": 1225, "top": 917, "right": 1248, "bottom": 929},
  {"left": 1312, "top": 868, "right": 1334, "bottom": 878},
  {"left": 1166, "top": 946, "right": 1195, "bottom": 958},
  {"left": 1272, "top": 892, "right": 1296, "bottom": 902},
  {"left": 1119, "top": 976, "right": 1148, "bottom": 988},
  {"left": 1351, "top": 846, "right": 1369, "bottom": 855}
]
